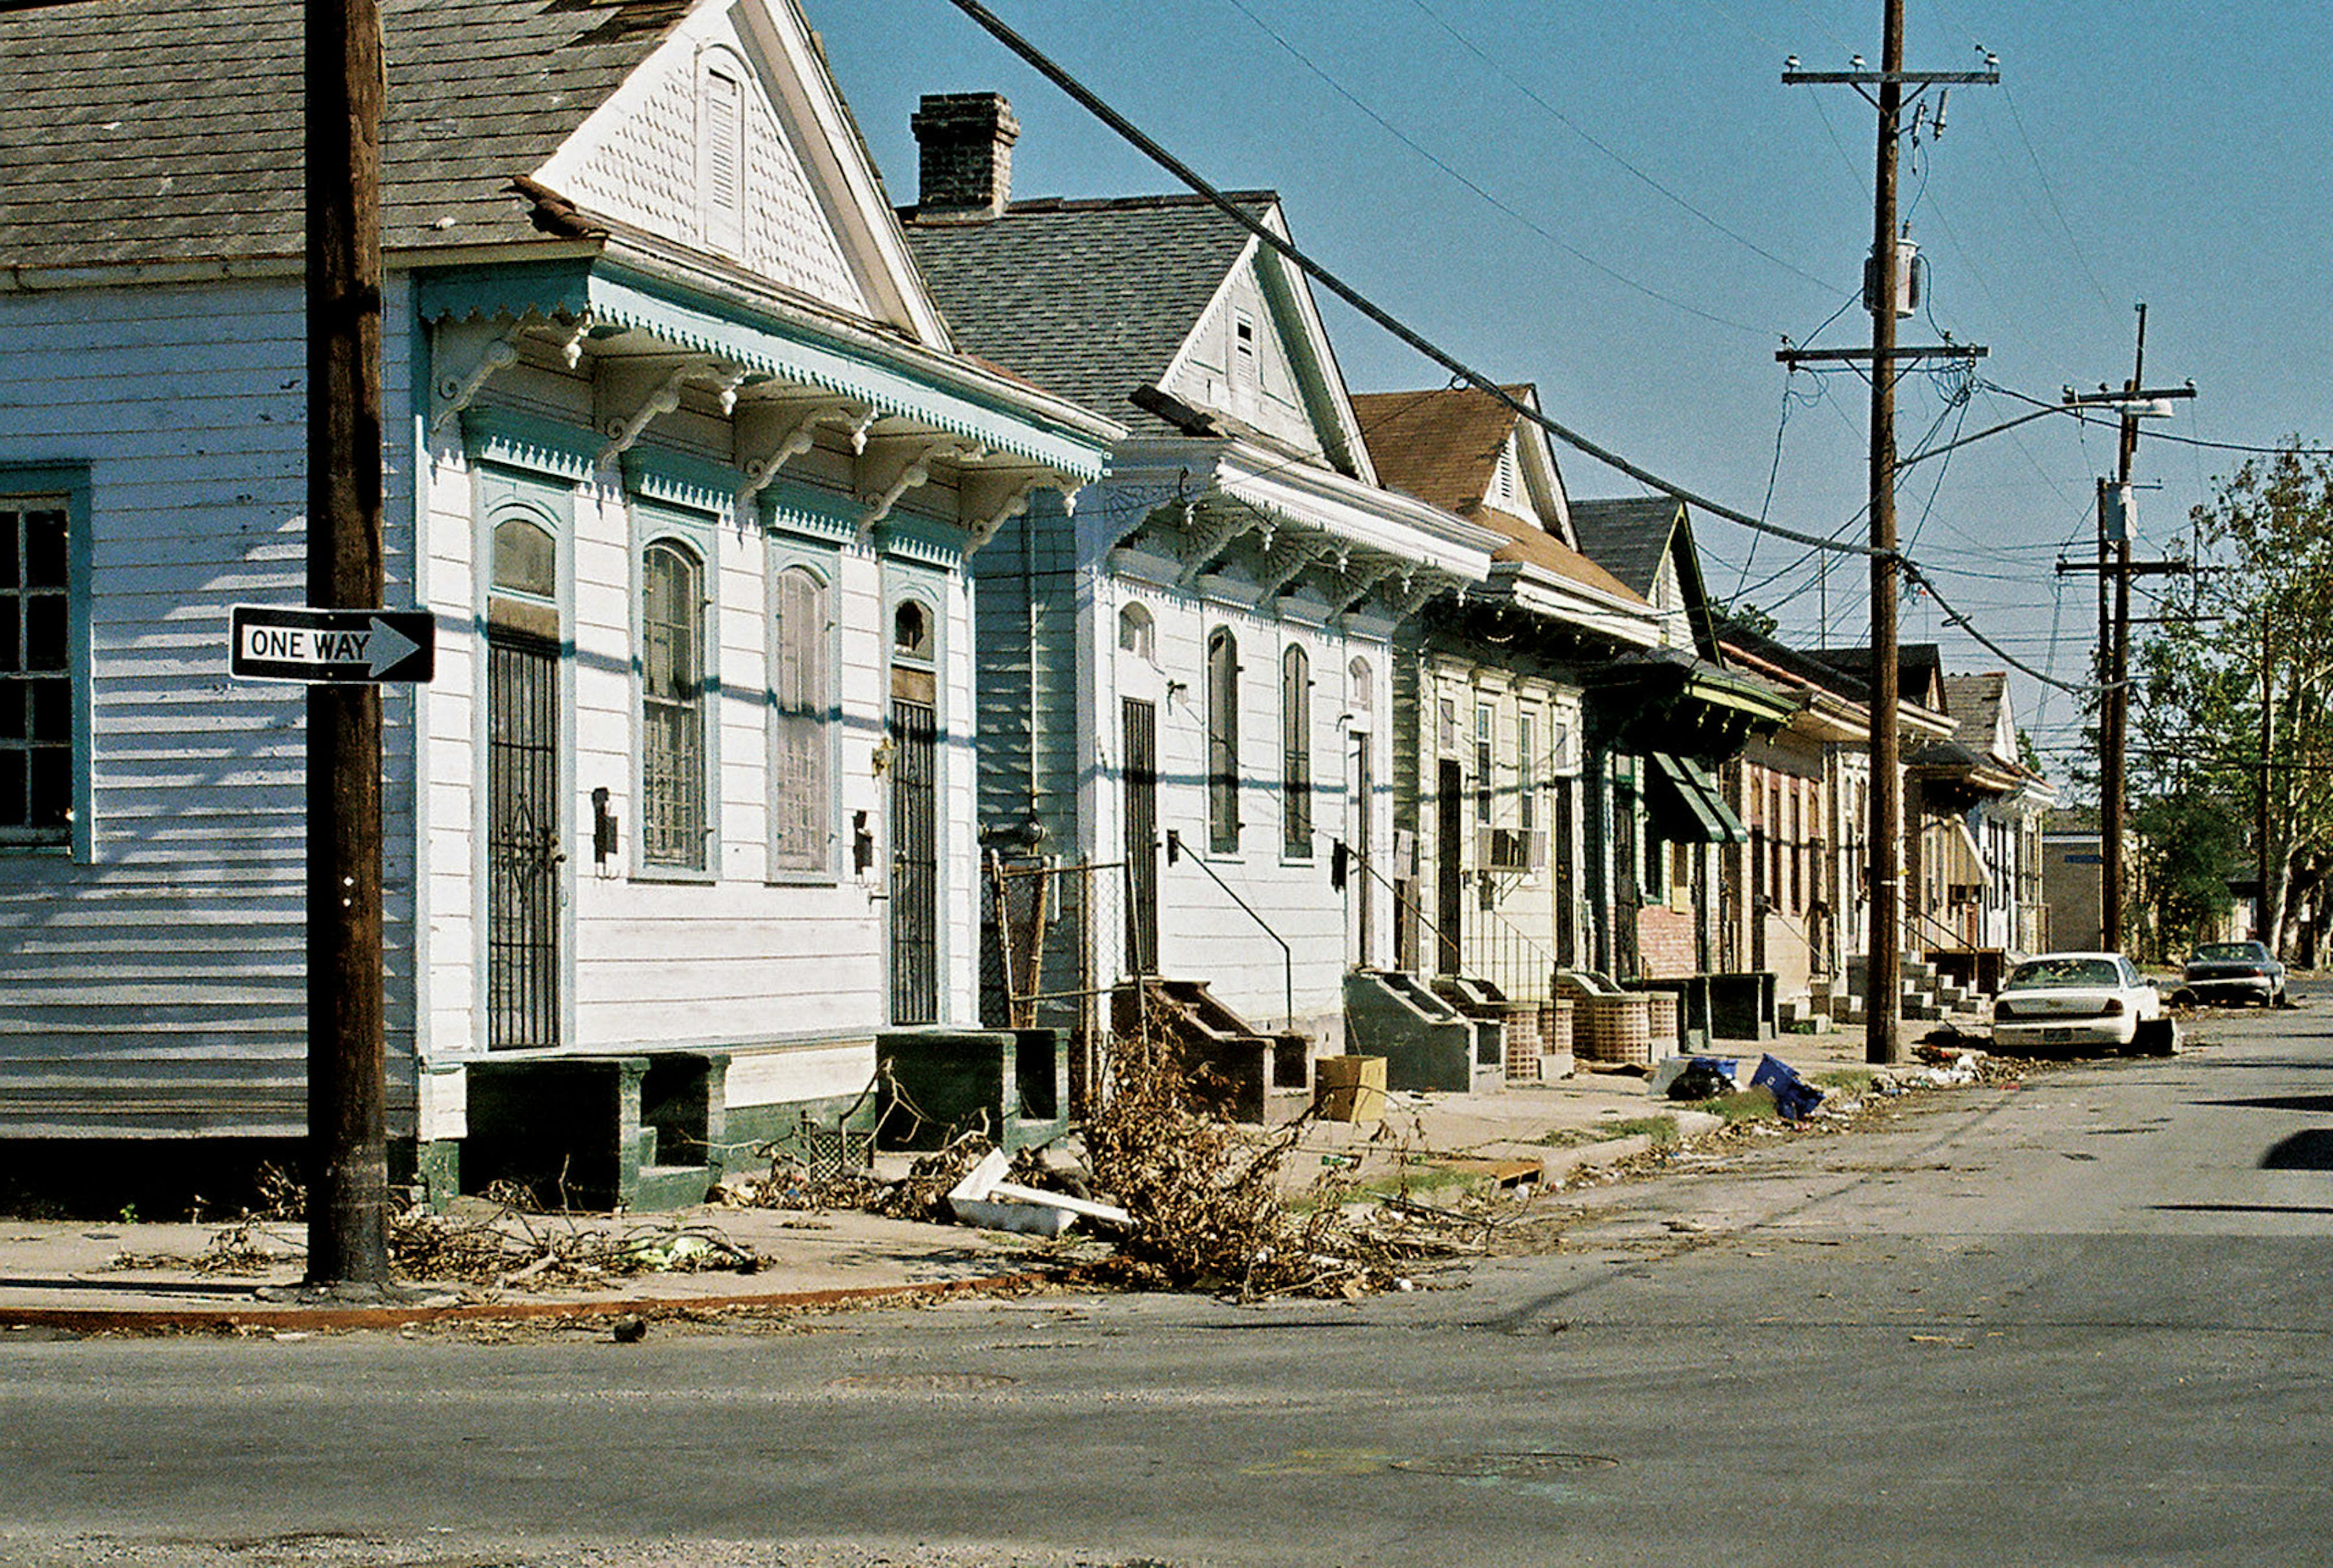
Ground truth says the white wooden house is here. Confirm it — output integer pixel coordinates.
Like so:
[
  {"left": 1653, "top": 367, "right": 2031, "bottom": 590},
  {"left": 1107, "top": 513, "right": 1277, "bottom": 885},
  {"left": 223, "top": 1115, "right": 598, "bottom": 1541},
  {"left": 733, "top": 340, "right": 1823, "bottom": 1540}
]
[
  {"left": 0, "top": 0, "right": 1117, "bottom": 1202},
  {"left": 1346, "top": 387, "right": 1665, "bottom": 1000},
  {"left": 898, "top": 98, "right": 1498, "bottom": 1061}
]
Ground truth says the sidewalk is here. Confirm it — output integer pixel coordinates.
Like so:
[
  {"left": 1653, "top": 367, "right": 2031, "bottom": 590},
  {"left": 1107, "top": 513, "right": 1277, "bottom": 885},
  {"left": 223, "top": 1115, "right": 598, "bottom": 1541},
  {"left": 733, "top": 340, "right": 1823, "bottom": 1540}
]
[{"left": 0, "top": 1025, "right": 1948, "bottom": 1334}]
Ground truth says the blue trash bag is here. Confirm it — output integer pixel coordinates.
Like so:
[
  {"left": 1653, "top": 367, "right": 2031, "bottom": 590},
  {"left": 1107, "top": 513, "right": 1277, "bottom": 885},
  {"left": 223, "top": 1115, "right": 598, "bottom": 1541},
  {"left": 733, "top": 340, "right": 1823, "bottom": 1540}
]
[{"left": 1750, "top": 1054, "right": 1825, "bottom": 1120}]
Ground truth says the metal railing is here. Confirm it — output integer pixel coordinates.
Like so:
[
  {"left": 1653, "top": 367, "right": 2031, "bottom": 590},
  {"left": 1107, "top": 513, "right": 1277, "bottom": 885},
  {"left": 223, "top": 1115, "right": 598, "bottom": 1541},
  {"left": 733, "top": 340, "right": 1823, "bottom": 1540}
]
[
  {"left": 1166, "top": 830, "right": 1293, "bottom": 1029},
  {"left": 1359, "top": 857, "right": 1558, "bottom": 1002}
]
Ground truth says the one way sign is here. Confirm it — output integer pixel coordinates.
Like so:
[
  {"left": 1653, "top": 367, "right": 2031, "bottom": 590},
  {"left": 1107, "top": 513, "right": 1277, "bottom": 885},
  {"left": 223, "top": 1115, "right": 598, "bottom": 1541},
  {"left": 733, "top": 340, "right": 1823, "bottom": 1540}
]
[{"left": 230, "top": 605, "right": 437, "bottom": 685}]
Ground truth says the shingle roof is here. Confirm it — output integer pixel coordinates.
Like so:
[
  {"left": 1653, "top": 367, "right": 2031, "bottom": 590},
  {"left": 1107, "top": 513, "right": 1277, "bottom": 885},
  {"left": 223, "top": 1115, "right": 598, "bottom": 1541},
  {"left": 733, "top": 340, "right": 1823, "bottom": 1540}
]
[
  {"left": 1347, "top": 386, "right": 1523, "bottom": 516},
  {"left": 1808, "top": 643, "right": 1947, "bottom": 709},
  {"left": 0, "top": 0, "right": 687, "bottom": 272},
  {"left": 1943, "top": 673, "right": 2010, "bottom": 760},
  {"left": 1567, "top": 495, "right": 1683, "bottom": 599},
  {"left": 901, "top": 193, "right": 1273, "bottom": 436}
]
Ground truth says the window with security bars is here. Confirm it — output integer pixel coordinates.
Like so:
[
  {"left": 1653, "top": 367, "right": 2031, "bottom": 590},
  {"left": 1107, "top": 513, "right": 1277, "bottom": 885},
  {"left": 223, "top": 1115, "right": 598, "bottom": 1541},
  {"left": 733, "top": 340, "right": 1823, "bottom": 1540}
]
[
  {"left": 772, "top": 564, "right": 829, "bottom": 875},
  {"left": 641, "top": 542, "right": 706, "bottom": 869},
  {"left": 1, "top": 498, "right": 72, "bottom": 846}
]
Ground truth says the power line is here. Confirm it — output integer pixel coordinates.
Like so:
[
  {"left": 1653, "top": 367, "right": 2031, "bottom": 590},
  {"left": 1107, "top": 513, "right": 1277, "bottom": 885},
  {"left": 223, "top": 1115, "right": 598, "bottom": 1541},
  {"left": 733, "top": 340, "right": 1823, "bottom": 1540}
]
[
  {"left": 1213, "top": 0, "right": 1769, "bottom": 337},
  {"left": 940, "top": 0, "right": 1884, "bottom": 565},
  {"left": 1399, "top": 0, "right": 1837, "bottom": 293}
]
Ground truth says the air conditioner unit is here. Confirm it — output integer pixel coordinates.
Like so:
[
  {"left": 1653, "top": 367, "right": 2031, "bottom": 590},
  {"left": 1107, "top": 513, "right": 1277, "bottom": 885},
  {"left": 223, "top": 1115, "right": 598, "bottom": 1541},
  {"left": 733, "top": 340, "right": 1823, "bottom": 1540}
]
[{"left": 1479, "top": 827, "right": 1543, "bottom": 873}]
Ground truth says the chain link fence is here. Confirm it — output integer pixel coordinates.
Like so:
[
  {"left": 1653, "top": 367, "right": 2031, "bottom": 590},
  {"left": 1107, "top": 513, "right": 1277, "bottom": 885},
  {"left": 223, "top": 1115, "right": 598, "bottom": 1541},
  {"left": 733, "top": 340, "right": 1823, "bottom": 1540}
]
[{"left": 982, "top": 853, "right": 1136, "bottom": 1115}]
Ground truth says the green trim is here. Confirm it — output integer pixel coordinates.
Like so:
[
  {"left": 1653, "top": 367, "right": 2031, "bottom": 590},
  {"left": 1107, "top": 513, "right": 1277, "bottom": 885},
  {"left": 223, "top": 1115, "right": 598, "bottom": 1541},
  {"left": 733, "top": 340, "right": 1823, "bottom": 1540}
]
[
  {"left": 760, "top": 477, "right": 860, "bottom": 548},
  {"left": 873, "top": 512, "right": 966, "bottom": 570},
  {"left": 621, "top": 446, "right": 744, "bottom": 519},
  {"left": 1645, "top": 752, "right": 1747, "bottom": 845},
  {"left": 461, "top": 406, "right": 599, "bottom": 483},
  {"left": 418, "top": 258, "right": 1109, "bottom": 477},
  {"left": 0, "top": 464, "right": 94, "bottom": 863}
]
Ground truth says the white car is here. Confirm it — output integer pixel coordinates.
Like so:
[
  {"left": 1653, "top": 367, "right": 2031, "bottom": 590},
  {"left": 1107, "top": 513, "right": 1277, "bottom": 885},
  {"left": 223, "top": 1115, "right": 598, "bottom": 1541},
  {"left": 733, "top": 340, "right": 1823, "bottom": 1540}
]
[{"left": 1989, "top": 951, "right": 2177, "bottom": 1056}]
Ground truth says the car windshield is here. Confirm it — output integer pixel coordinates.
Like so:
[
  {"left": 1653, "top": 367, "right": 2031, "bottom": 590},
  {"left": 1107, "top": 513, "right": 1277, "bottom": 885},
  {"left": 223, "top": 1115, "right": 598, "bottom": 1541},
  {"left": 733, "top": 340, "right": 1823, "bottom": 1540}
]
[
  {"left": 2193, "top": 943, "right": 2265, "bottom": 963},
  {"left": 2005, "top": 957, "right": 2123, "bottom": 991}
]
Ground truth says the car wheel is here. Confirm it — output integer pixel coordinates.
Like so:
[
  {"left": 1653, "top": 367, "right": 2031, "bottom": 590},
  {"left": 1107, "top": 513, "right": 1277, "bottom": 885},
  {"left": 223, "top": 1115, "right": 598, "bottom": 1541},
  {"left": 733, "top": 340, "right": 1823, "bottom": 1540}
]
[{"left": 2134, "top": 1017, "right": 2179, "bottom": 1056}]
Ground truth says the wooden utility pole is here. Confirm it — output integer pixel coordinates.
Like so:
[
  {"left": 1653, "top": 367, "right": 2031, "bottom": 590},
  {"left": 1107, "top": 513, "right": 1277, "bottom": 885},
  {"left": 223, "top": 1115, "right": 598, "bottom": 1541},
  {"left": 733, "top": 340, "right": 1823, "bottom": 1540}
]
[
  {"left": 2061, "top": 308, "right": 2193, "bottom": 952},
  {"left": 305, "top": 0, "right": 389, "bottom": 1287},
  {"left": 1784, "top": 8, "right": 1994, "bottom": 1065}
]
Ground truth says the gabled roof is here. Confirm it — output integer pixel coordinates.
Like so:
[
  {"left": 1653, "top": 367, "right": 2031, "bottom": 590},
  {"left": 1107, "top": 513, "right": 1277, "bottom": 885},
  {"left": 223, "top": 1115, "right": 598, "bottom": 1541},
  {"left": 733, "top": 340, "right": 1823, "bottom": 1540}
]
[
  {"left": 0, "top": 0, "right": 688, "bottom": 271},
  {"left": 1809, "top": 643, "right": 1949, "bottom": 713},
  {"left": 1944, "top": 673, "right": 2011, "bottom": 760},
  {"left": 901, "top": 193, "right": 1277, "bottom": 439},
  {"left": 1566, "top": 496, "right": 1687, "bottom": 600},
  {"left": 1348, "top": 387, "right": 1529, "bottom": 516}
]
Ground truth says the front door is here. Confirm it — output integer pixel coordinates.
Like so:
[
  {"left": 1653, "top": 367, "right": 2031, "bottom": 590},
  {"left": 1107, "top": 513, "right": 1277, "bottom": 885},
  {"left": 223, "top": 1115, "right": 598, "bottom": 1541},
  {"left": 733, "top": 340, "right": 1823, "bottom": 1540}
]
[
  {"left": 1552, "top": 776, "right": 1577, "bottom": 968},
  {"left": 1437, "top": 758, "right": 1464, "bottom": 975},
  {"left": 889, "top": 691, "right": 939, "bottom": 1025},
  {"left": 1123, "top": 697, "right": 1159, "bottom": 975},
  {"left": 487, "top": 628, "right": 561, "bottom": 1050}
]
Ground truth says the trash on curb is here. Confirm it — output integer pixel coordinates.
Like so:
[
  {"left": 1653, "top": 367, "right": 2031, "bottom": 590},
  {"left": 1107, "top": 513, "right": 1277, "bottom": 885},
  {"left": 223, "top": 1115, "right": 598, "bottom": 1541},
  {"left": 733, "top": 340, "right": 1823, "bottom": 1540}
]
[
  {"left": 1750, "top": 1054, "right": 1825, "bottom": 1120},
  {"left": 1652, "top": 1054, "right": 1739, "bottom": 1102},
  {"left": 947, "top": 1149, "right": 1134, "bottom": 1238}
]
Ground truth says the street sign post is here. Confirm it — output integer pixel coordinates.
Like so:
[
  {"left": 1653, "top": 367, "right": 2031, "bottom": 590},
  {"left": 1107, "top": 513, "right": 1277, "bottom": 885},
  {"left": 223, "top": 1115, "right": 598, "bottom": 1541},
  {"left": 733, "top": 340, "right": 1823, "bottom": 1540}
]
[{"left": 229, "top": 605, "right": 435, "bottom": 684}]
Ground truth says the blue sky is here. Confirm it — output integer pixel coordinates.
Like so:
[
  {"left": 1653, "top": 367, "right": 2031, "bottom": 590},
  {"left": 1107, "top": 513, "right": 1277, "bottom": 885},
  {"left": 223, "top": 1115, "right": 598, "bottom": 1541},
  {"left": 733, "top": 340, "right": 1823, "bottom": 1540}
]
[{"left": 813, "top": 1, "right": 2332, "bottom": 781}]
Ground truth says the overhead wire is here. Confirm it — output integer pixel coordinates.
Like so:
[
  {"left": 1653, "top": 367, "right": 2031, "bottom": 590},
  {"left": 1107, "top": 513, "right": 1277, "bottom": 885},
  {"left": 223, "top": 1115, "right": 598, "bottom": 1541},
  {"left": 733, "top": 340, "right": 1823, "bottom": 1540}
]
[
  {"left": 1212, "top": 0, "right": 1769, "bottom": 337},
  {"left": 937, "top": 0, "right": 2088, "bottom": 697},
  {"left": 1397, "top": 0, "right": 1836, "bottom": 294}
]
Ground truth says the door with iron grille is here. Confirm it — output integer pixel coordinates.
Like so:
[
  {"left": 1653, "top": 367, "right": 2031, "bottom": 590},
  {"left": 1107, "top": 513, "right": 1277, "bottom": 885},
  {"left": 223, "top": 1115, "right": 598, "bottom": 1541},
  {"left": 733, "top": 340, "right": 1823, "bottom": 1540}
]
[
  {"left": 888, "top": 693, "right": 939, "bottom": 1025},
  {"left": 1123, "top": 697, "right": 1159, "bottom": 975},
  {"left": 487, "top": 628, "right": 561, "bottom": 1050}
]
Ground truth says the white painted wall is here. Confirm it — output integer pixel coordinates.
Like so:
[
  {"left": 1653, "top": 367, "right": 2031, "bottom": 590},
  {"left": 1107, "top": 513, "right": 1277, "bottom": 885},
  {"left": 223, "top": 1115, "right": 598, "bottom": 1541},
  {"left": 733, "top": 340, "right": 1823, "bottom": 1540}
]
[{"left": 0, "top": 275, "right": 419, "bottom": 1137}]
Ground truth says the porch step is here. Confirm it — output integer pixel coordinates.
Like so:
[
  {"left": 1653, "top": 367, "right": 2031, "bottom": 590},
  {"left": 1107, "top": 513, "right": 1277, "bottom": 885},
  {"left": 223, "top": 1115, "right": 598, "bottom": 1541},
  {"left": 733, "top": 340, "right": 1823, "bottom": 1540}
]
[{"left": 1115, "top": 978, "right": 1309, "bottom": 1121}]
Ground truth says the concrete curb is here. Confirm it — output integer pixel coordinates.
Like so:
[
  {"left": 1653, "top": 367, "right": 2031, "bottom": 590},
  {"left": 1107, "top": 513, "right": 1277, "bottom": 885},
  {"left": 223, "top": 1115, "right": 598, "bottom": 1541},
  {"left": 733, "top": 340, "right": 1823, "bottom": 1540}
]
[{"left": 0, "top": 1268, "right": 1062, "bottom": 1335}]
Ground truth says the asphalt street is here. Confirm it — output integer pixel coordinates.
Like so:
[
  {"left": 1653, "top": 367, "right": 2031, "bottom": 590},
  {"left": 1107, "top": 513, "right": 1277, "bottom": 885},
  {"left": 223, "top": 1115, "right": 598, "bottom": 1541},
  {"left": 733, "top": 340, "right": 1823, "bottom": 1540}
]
[{"left": 2, "top": 999, "right": 2327, "bottom": 1567}]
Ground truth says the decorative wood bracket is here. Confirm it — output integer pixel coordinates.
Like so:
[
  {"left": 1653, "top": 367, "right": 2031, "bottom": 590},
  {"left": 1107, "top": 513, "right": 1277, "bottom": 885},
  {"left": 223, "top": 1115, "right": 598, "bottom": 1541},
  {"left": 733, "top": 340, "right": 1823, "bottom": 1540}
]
[
  {"left": 1331, "top": 559, "right": 1400, "bottom": 615},
  {"left": 957, "top": 471, "right": 1081, "bottom": 555},
  {"left": 733, "top": 398, "right": 864, "bottom": 506},
  {"left": 1174, "top": 506, "right": 1264, "bottom": 588},
  {"left": 856, "top": 434, "right": 982, "bottom": 539},
  {"left": 1254, "top": 536, "right": 1331, "bottom": 600},
  {"left": 430, "top": 319, "right": 526, "bottom": 432},
  {"left": 595, "top": 358, "right": 747, "bottom": 467}
]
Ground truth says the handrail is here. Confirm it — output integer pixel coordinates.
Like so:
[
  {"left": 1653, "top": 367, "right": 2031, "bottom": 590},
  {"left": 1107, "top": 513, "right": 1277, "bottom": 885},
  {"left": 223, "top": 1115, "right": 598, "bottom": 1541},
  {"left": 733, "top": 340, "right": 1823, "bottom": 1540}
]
[
  {"left": 1355, "top": 855, "right": 1557, "bottom": 1002},
  {"left": 1166, "top": 831, "right": 1293, "bottom": 1030}
]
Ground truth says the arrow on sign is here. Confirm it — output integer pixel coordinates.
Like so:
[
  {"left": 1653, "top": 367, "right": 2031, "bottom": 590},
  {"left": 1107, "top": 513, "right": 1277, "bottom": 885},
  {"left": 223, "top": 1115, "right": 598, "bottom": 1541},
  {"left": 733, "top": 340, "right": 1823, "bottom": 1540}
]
[{"left": 229, "top": 605, "right": 438, "bottom": 685}]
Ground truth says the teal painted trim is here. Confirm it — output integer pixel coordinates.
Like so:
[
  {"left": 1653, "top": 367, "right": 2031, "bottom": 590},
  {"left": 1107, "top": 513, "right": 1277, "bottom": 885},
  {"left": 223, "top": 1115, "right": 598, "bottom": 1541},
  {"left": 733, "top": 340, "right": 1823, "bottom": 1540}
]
[
  {"left": 415, "top": 259, "right": 598, "bottom": 326},
  {"left": 628, "top": 497, "right": 722, "bottom": 885},
  {"left": 758, "top": 476, "right": 859, "bottom": 549},
  {"left": 0, "top": 464, "right": 94, "bottom": 863},
  {"left": 461, "top": 406, "right": 600, "bottom": 483},
  {"left": 621, "top": 446, "right": 744, "bottom": 521},
  {"left": 873, "top": 513, "right": 966, "bottom": 571},
  {"left": 588, "top": 266, "right": 1108, "bottom": 476}
]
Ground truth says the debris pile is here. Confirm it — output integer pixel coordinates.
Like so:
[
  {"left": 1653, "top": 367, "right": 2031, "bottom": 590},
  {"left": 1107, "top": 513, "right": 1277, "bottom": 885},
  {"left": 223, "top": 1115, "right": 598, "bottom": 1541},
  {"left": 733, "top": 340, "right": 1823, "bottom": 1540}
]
[{"left": 1078, "top": 1037, "right": 1477, "bottom": 1301}]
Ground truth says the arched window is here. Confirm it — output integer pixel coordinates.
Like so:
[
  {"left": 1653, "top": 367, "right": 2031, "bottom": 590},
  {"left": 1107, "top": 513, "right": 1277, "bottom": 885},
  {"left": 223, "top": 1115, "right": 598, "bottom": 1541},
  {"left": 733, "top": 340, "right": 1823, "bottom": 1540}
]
[
  {"left": 772, "top": 563, "right": 830, "bottom": 875},
  {"left": 641, "top": 540, "right": 706, "bottom": 869},
  {"left": 1206, "top": 628, "right": 1240, "bottom": 853},
  {"left": 1348, "top": 656, "right": 1372, "bottom": 714},
  {"left": 893, "top": 599, "right": 931, "bottom": 663},
  {"left": 1281, "top": 643, "right": 1311, "bottom": 855},
  {"left": 1117, "top": 602, "right": 1156, "bottom": 662},
  {"left": 492, "top": 516, "right": 556, "bottom": 600}
]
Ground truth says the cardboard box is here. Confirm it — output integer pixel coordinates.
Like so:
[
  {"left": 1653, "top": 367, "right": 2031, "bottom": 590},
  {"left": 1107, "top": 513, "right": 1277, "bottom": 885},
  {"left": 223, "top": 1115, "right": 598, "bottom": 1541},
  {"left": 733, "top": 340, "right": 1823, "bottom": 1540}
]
[{"left": 1313, "top": 1054, "right": 1387, "bottom": 1123}]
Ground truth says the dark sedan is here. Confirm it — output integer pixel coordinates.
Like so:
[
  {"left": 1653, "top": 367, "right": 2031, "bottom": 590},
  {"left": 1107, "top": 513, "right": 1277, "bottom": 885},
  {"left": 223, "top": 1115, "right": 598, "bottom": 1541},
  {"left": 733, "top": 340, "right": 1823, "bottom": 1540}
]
[{"left": 2179, "top": 940, "right": 2286, "bottom": 1007}]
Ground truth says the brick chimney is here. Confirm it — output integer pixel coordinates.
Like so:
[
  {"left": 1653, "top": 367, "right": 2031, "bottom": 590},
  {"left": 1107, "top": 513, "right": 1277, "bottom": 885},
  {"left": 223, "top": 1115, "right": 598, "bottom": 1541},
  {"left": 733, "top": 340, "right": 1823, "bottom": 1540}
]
[{"left": 910, "top": 92, "right": 1019, "bottom": 218}]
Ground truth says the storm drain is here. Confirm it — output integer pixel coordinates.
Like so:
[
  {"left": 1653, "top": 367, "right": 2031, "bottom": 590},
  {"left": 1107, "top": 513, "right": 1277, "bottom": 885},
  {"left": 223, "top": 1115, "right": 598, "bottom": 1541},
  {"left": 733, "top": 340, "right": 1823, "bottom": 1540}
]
[{"left": 1393, "top": 1452, "right": 1621, "bottom": 1480}]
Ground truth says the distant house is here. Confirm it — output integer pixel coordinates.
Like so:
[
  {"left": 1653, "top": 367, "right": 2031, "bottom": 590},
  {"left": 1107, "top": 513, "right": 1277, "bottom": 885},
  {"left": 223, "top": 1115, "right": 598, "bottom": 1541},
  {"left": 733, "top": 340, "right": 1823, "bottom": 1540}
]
[
  {"left": 1346, "top": 386, "right": 1663, "bottom": 998},
  {"left": 0, "top": 0, "right": 1117, "bottom": 1200},
  {"left": 897, "top": 96, "right": 1497, "bottom": 1059},
  {"left": 1717, "top": 624, "right": 1958, "bottom": 1010},
  {"left": 1566, "top": 498, "right": 1796, "bottom": 980},
  {"left": 1937, "top": 674, "right": 2057, "bottom": 955}
]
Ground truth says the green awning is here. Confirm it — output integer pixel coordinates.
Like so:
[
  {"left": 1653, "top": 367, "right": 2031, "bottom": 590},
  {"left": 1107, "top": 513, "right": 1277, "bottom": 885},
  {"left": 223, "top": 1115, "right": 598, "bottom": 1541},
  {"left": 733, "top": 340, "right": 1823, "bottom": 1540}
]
[{"left": 1645, "top": 752, "right": 1748, "bottom": 845}]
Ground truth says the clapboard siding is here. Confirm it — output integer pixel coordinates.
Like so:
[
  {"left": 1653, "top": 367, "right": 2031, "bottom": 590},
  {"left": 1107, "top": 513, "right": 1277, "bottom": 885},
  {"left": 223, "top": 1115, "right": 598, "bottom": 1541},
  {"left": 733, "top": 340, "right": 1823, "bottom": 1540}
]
[{"left": 0, "top": 274, "right": 421, "bottom": 1138}]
